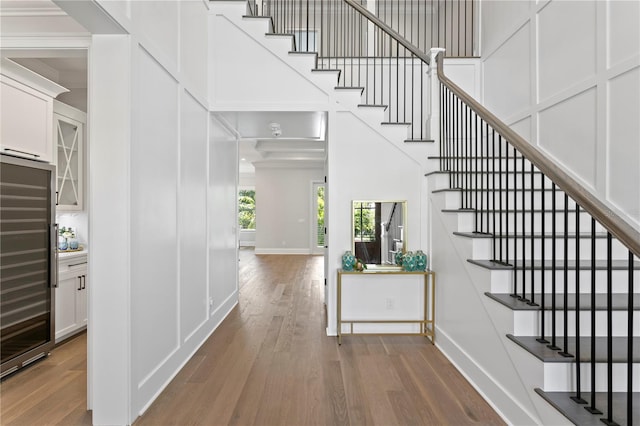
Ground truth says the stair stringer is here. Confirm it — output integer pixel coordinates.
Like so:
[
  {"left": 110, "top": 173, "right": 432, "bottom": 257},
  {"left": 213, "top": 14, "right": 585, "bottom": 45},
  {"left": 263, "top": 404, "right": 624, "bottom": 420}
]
[
  {"left": 429, "top": 189, "right": 572, "bottom": 425},
  {"left": 209, "top": 3, "right": 440, "bottom": 173}
]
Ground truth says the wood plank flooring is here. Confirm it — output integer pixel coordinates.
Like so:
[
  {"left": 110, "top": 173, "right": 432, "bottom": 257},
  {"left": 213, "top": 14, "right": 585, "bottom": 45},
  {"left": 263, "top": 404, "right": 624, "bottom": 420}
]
[
  {"left": 1, "top": 249, "right": 505, "bottom": 425},
  {"left": 0, "top": 333, "right": 91, "bottom": 426}
]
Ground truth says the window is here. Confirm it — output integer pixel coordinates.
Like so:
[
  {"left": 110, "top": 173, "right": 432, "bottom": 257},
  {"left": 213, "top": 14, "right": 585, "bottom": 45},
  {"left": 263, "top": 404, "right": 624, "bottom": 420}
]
[
  {"left": 238, "top": 189, "right": 256, "bottom": 230},
  {"left": 316, "top": 185, "right": 325, "bottom": 247},
  {"left": 353, "top": 202, "right": 376, "bottom": 242}
]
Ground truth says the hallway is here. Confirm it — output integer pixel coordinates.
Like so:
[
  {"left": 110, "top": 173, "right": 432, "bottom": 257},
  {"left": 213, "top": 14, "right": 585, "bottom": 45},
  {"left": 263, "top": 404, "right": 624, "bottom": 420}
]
[
  {"left": 136, "top": 249, "right": 504, "bottom": 425},
  {"left": 0, "top": 250, "right": 504, "bottom": 425}
]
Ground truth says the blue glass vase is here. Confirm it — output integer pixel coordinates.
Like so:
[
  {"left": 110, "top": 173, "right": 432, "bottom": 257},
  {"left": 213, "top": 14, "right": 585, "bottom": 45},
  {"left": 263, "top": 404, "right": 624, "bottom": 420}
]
[
  {"left": 415, "top": 250, "right": 427, "bottom": 271},
  {"left": 342, "top": 250, "right": 355, "bottom": 271},
  {"left": 402, "top": 251, "right": 416, "bottom": 271},
  {"left": 395, "top": 251, "right": 404, "bottom": 266}
]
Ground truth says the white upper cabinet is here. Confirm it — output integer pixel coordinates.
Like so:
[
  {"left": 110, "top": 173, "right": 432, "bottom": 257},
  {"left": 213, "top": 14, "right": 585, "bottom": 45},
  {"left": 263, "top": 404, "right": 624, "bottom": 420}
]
[
  {"left": 0, "top": 58, "right": 68, "bottom": 163},
  {"left": 54, "top": 101, "right": 86, "bottom": 211}
]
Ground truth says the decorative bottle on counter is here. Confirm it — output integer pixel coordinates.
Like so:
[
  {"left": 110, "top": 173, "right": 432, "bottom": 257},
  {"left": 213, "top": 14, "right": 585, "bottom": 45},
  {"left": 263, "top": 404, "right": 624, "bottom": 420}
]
[
  {"left": 415, "top": 250, "right": 427, "bottom": 271},
  {"left": 402, "top": 251, "right": 416, "bottom": 271},
  {"left": 342, "top": 250, "right": 355, "bottom": 271}
]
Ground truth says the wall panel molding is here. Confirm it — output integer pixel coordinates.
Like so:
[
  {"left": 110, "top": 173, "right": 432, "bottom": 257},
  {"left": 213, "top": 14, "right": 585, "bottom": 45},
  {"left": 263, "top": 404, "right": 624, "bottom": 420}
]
[{"left": 482, "top": 0, "right": 640, "bottom": 228}]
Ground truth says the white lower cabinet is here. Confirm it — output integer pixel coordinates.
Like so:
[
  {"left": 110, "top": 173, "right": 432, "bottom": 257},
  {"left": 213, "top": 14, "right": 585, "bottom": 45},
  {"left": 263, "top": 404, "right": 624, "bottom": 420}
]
[{"left": 55, "top": 254, "right": 88, "bottom": 342}]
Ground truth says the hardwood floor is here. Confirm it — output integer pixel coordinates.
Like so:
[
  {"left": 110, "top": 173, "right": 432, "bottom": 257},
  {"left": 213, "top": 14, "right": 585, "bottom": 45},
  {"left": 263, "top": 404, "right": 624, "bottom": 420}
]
[
  {"left": 0, "top": 332, "right": 91, "bottom": 426},
  {"left": 1, "top": 249, "right": 505, "bottom": 425}
]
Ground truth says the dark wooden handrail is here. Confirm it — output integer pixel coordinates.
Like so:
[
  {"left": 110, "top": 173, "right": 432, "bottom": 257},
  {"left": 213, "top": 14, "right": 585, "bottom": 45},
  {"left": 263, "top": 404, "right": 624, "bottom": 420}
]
[{"left": 435, "top": 53, "right": 640, "bottom": 258}]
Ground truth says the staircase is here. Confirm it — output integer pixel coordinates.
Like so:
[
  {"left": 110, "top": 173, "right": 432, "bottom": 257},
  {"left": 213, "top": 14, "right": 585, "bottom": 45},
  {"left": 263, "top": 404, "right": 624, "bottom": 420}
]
[{"left": 212, "top": 1, "right": 640, "bottom": 424}]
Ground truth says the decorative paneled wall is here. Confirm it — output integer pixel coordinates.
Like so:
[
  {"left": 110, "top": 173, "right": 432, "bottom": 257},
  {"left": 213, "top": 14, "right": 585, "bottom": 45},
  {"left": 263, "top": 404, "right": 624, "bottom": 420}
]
[
  {"left": 481, "top": 0, "right": 640, "bottom": 228},
  {"left": 86, "top": 0, "right": 235, "bottom": 422},
  {"left": 131, "top": 46, "right": 180, "bottom": 392}
]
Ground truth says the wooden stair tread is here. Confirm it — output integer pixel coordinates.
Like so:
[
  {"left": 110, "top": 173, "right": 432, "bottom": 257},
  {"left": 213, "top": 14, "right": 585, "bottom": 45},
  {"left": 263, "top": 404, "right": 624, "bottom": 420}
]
[
  {"left": 433, "top": 187, "right": 558, "bottom": 193},
  {"left": 357, "top": 104, "right": 388, "bottom": 109},
  {"left": 535, "top": 389, "right": 640, "bottom": 426},
  {"left": 507, "top": 335, "right": 640, "bottom": 363},
  {"left": 453, "top": 231, "right": 609, "bottom": 239},
  {"left": 469, "top": 259, "right": 640, "bottom": 271},
  {"left": 442, "top": 208, "right": 588, "bottom": 213},
  {"left": 484, "top": 292, "right": 640, "bottom": 311}
]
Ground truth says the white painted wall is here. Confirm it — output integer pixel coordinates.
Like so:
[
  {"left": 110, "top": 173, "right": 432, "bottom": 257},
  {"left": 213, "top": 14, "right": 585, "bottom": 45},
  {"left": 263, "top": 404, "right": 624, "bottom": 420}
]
[
  {"left": 254, "top": 162, "right": 324, "bottom": 254},
  {"left": 326, "top": 110, "right": 426, "bottom": 335},
  {"left": 76, "top": 0, "right": 240, "bottom": 423},
  {"left": 481, "top": 0, "right": 640, "bottom": 230},
  {"left": 209, "top": 116, "right": 239, "bottom": 313}
]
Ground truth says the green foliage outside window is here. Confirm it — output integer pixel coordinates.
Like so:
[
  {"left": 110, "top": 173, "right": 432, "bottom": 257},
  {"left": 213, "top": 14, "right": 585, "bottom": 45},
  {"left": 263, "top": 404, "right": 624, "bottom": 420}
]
[
  {"left": 239, "top": 189, "right": 256, "bottom": 230},
  {"left": 317, "top": 186, "right": 325, "bottom": 247},
  {"left": 353, "top": 202, "right": 375, "bottom": 241}
]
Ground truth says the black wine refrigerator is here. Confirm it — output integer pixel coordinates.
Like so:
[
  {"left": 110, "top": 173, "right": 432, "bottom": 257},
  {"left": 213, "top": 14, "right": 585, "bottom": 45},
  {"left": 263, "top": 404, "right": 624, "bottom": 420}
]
[{"left": 1, "top": 154, "right": 56, "bottom": 378}]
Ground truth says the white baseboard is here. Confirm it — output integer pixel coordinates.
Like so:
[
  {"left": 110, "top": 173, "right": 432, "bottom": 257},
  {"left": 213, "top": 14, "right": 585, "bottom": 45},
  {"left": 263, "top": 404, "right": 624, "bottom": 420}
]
[
  {"left": 254, "top": 248, "right": 311, "bottom": 255},
  {"left": 435, "top": 326, "right": 540, "bottom": 426},
  {"left": 239, "top": 241, "right": 255, "bottom": 247}
]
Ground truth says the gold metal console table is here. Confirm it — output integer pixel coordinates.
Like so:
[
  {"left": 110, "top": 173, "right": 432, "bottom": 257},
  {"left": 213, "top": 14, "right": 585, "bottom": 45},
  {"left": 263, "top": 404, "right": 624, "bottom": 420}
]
[{"left": 337, "top": 269, "right": 435, "bottom": 345}]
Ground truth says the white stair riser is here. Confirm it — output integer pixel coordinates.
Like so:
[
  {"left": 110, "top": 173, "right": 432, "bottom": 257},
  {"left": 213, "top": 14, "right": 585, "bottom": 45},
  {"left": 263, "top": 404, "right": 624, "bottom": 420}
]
[
  {"left": 356, "top": 107, "right": 387, "bottom": 123},
  {"left": 429, "top": 171, "right": 553, "bottom": 191},
  {"left": 239, "top": 17, "right": 271, "bottom": 34},
  {"left": 308, "top": 71, "right": 340, "bottom": 89},
  {"left": 286, "top": 53, "right": 317, "bottom": 71},
  {"left": 441, "top": 158, "right": 536, "bottom": 172},
  {"left": 443, "top": 192, "right": 574, "bottom": 213},
  {"left": 513, "top": 310, "right": 640, "bottom": 337},
  {"left": 468, "top": 235, "right": 631, "bottom": 262},
  {"left": 333, "top": 89, "right": 363, "bottom": 105},
  {"left": 263, "top": 35, "right": 295, "bottom": 52},
  {"left": 380, "top": 124, "right": 410, "bottom": 141},
  {"left": 463, "top": 210, "right": 599, "bottom": 233},
  {"left": 489, "top": 268, "right": 640, "bottom": 294},
  {"left": 447, "top": 189, "right": 576, "bottom": 211},
  {"left": 543, "top": 362, "right": 640, "bottom": 392}
]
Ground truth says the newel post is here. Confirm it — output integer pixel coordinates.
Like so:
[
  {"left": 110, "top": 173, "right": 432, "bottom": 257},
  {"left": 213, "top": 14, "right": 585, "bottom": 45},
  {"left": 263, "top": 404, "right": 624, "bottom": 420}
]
[{"left": 427, "top": 48, "right": 446, "bottom": 145}]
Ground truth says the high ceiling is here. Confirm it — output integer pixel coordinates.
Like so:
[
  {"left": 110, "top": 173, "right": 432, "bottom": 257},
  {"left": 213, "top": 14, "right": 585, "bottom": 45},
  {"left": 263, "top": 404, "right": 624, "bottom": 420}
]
[
  {"left": 1, "top": 1, "right": 326, "bottom": 177},
  {"left": 217, "top": 111, "right": 327, "bottom": 175}
]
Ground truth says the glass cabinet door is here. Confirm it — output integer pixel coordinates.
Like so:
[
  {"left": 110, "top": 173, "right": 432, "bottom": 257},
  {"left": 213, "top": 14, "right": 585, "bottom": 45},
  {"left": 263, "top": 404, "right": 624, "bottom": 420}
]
[{"left": 54, "top": 113, "right": 83, "bottom": 210}]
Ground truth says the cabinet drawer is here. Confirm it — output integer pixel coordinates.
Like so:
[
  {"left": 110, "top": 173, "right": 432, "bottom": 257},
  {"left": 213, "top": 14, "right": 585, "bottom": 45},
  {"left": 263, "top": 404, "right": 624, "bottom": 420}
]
[{"left": 58, "top": 255, "right": 87, "bottom": 279}]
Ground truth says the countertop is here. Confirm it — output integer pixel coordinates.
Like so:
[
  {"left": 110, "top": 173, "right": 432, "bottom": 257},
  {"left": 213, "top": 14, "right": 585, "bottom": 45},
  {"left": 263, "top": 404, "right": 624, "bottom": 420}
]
[{"left": 58, "top": 249, "right": 88, "bottom": 261}]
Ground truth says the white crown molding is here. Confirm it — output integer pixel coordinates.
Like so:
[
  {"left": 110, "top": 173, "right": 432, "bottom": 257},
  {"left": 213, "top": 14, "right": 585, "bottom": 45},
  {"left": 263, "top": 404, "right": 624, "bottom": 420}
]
[
  {"left": 0, "top": 6, "right": 66, "bottom": 17},
  {"left": 1, "top": 57, "right": 68, "bottom": 97}
]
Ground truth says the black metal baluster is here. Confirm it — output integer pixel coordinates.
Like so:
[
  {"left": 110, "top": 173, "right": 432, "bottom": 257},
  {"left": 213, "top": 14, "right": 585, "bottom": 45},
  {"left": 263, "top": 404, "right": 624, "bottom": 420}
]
[
  {"left": 559, "top": 193, "right": 572, "bottom": 357},
  {"left": 468, "top": 108, "right": 472, "bottom": 209},
  {"left": 548, "top": 183, "right": 560, "bottom": 350},
  {"left": 521, "top": 156, "right": 526, "bottom": 301},
  {"left": 474, "top": 112, "right": 479, "bottom": 230},
  {"left": 512, "top": 146, "right": 520, "bottom": 298},
  {"left": 572, "top": 203, "right": 586, "bottom": 402},
  {"left": 522, "top": 163, "right": 545, "bottom": 306},
  {"left": 505, "top": 143, "right": 510, "bottom": 266},
  {"left": 498, "top": 135, "right": 503, "bottom": 261},
  {"left": 477, "top": 117, "right": 483, "bottom": 231},
  {"left": 457, "top": 0, "right": 461, "bottom": 56},
  {"left": 396, "top": 41, "right": 399, "bottom": 122},
  {"left": 601, "top": 232, "right": 617, "bottom": 426},
  {"left": 627, "top": 250, "right": 634, "bottom": 426},
  {"left": 528, "top": 164, "right": 537, "bottom": 306},
  {"left": 537, "top": 173, "right": 549, "bottom": 344},
  {"left": 465, "top": 105, "right": 470, "bottom": 209},
  {"left": 585, "top": 218, "right": 602, "bottom": 414},
  {"left": 491, "top": 130, "right": 497, "bottom": 244}
]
